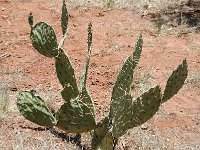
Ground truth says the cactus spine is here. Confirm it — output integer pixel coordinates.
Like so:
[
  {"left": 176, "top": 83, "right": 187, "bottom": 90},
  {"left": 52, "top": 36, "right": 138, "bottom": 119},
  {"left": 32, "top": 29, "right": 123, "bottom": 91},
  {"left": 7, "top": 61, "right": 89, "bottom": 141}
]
[{"left": 17, "top": 1, "right": 188, "bottom": 149}]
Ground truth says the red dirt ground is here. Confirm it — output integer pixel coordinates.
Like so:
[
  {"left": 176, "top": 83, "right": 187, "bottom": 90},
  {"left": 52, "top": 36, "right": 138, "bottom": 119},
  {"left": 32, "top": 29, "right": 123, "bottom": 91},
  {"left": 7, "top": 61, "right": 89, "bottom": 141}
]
[{"left": 0, "top": 0, "right": 200, "bottom": 149}]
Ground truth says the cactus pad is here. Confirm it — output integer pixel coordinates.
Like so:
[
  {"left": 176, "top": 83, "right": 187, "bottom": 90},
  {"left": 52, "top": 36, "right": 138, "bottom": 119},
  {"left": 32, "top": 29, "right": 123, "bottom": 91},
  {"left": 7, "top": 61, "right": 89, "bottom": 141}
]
[
  {"left": 61, "top": 0, "right": 68, "bottom": 36},
  {"left": 113, "top": 86, "right": 162, "bottom": 138},
  {"left": 100, "top": 131, "right": 115, "bottom": 150},
  {"left": 77, "top": 22, "right": 95, "bottom": 116},
  {"left": 91, "top": 117, "right": 110, "bottom": 150},
  {"left": 162, "top": 59, "right": 188, "bottom": 103},
  {"left": 79, "top": 22, "right": 92, "bottom": 90},
  {"left": 55, "top": 48, "right": 79, "bottom": 101},
  {"left": 61, "top": 84, "right": 76, "bottom": 104},
  {"left": 28, "top": 12, "right": 33, "bottom": 27},
  {"left": 56, "top": 93, "right": 96, "bottom": 133},
  {"left": 110, "top": 35, "right": 143, "bottom": 120},
  {"left": 17, "top": 90, "right": 57, "bottom": 127},
  {"left": 79, "top": 87, "right": 95, "bottom": 117},
  {"left": 30, "top": 22, "right": 58, "bottom": 58}
]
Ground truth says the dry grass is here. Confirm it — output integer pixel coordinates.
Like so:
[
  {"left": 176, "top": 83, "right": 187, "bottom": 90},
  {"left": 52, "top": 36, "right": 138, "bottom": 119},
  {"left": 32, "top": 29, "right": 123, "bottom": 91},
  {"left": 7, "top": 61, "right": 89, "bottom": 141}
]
[
  {"left": 0, "top": 86, "right": 9, "bottom": 121},
  {"left": 131, "top": 66, "right": 156, "bottom": 97},
  {"left": 69, "top": 0, "right": 182, "bottom": 11},
  {"left": 68, "top": 0, "right": 199, "bottom": 35},
  {"left": 119, "top": 126, "right": 175, "bottom": 150},
  {"left": 186, "top": 73, "right": 200, "bottom": 93},
  {"left": 0, "top": 117, "right": 78, "bottom": 150}
]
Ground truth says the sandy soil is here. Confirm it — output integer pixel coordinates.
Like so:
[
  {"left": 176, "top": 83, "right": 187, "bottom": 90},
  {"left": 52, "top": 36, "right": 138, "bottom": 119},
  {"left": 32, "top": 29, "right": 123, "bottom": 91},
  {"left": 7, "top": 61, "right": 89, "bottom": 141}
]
[{"left": 0, "top": 0, "right": 200, "bottom": 149}]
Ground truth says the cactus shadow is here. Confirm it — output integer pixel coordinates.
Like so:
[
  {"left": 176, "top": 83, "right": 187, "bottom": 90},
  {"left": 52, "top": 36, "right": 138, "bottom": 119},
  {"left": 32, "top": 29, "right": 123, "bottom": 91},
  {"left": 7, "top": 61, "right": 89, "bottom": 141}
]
[
  {"left": 19, "top": 125, "right": 48, "bottom": 131},
  {"left": 19, "top": 125, "right": 88, "bottom": 150},
  {"left": 48, "top": 127, "right": 88, "bottom": 150}
]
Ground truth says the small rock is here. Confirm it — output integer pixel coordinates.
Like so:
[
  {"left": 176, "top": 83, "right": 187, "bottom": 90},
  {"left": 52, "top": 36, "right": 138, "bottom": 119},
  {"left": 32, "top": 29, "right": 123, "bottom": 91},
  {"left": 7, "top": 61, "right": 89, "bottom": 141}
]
[
  {"left": 166, "top": 138, "right": 170, "bottom": 142},
  {"left": 96, "top": 12, "right": 104, "bottom": 17},
  {"left": 2, "top": 8, "right": 5, "bottom": 11},
  {"left": 10, "top": 87, "right": 18, "bottom": 91},
  {"left": 140, "top": 125, "right": 148, "bottom": 130},
  {"left": 2, "top": 15, "right": 8, "bottom": 20}
]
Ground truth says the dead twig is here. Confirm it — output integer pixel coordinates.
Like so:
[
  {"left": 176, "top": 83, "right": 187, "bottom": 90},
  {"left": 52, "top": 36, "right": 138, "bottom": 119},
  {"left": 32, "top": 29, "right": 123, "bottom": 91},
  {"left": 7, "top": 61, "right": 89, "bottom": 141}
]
[{"left": 0, "top": 53, "right": 11, "bottom": 60}]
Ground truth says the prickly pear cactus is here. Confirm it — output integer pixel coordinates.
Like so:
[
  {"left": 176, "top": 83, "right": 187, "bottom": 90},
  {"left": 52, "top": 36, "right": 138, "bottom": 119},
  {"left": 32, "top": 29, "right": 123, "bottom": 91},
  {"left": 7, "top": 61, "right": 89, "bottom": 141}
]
[
  {"left": 56, "top": 94, "right": 96, "bottom": 133},
  {"left": 17, "top": 1, "right": 189, "bottom": 149},
  {"left": 109, "top": 35, "right": 143, "bottom": 120},
  {"left": 17, "top": 0, "right": 96, "bottom": 134},
  {"left": 17, "top": 90, "right": 57, "bottom": 127},
  {"left": 92, "top": 34, "right": 188, "bottom": 149},
  {"left": 79, "top": 22, "right": 92, "bottom": 90},
  {"left": 61, "top": 0, "right": 68, "bottom": 35},
  {"left": 96, "top": 35, "right": 158, "bottom": 149},
  {"left": 56, "top": 22, "right": 96, "bottom": 133},
  {"left": 162, "top": 59, "right": 188, "bottom": 102},
  {"left": 30, "top": 22, "right": 59, "bottom": 58},
  {"left": 91, "top": 117, "right": 110, "bottom": 150},
  {"left": 112, "top": 86, "right": 162, "bottom": 138},
  {"left": 78, "top": 22, "right": 95, "bottom": 116},
  {"left": 100, "top": 131, "right": 115, "bottom": 150},
  {"left": 28, "top": 12, "right": 33, "bottom": 27},
  {"left": 55, "top": 48, "right": 79, "bottom": 103}
]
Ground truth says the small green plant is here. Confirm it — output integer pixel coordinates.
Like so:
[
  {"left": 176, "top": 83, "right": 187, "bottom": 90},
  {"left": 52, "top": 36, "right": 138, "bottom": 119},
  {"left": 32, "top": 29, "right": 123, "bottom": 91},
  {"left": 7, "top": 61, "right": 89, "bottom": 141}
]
[
  {"left": 17, "top": 1, "right": 188, "bottom": 149},
  {"left": 154, "top": 18, "right": 165, "bottom": 33},
  {"left": 106, "top": 0, "right": 115, "bottom": 9}
]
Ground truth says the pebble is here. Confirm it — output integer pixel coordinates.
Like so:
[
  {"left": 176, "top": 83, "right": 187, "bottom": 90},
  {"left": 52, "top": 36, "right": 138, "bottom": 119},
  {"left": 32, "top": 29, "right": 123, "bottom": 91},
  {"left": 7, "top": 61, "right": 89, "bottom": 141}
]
[
  {"left": 1, "top": 15, "right": 8, "bottom": 20},
  {"left": 10, "top": 87, "right": 18, "bottom": 91}
]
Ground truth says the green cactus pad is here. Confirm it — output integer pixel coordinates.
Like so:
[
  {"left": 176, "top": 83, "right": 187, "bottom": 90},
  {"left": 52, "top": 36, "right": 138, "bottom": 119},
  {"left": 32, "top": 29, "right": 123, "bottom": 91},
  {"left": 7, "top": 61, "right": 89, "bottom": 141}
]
[
  {"left": 61, "top": 0, "right": 68, "bottom": 36},
  {"left": 162, "top": 59, "right": 188, "bottom": 103},
  {"left": 79, "top": 87, "right": 95, "bottom": 117},
  {"left": 88, "top": 22, "right": 92, "bottom": 46},
  {"left": 133, "top": 34, "right": 143, "bottom": 67},
  {"left": 77, "top": 22, "right": 95, "bottom": 116},
  {"left": 55, "top": 48, "right": 79, "bottom": 101},
  {"left": 113, "top": 86, "right": 162, "bottom": 138},
  {"left": 17, "top": 91, "right": 57, "bottom": 127},
  {"left": 61, "top": 85, "right": 95, "bottom": 117},
  {"left": 100, "top": 131, "right": 115, "bottom": 150},
  {"left": 30, "top": 22, "right": 58, "bottom": 58},
  {"left": 28, "top": 12, "right": 33, "bottom": 27},
  {"left": 91, "top": 117, "right": 110, "bottom": 150},
  {"left": 56, "top": 94, "right": 96, "bottom": 133},
  {"left": 79, "top": 22, "right": 92, "bottom": 90},
  {"left": 61, "top": 84, "right": 76, "bottom": 104},
  {"left": 110, "top": 35, "right": 143, "bottom": 120}
]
